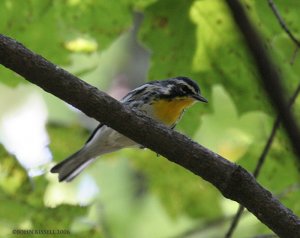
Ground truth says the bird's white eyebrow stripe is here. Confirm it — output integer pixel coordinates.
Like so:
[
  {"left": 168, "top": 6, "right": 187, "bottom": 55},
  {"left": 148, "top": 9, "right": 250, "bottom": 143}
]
[
  {"left": 176, "top": 81, "right": 197, "bottom": 94},
  {"left": 185, "top": 84, "right": 197, "bottom": 93},
  {"left": 121, "top": 77, "right": 200, "bottom": 104}
]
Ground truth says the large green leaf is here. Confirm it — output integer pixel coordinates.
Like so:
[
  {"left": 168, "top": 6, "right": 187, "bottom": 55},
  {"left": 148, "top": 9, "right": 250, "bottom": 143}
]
[{"left": 0, "top": 0, "right": 134, "bottom": 86}]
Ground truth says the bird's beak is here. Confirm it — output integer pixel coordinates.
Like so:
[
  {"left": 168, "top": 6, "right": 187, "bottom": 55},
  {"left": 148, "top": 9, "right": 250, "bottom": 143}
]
[{"left": 193, "top": 94, "right": 208, "bottom": 103}]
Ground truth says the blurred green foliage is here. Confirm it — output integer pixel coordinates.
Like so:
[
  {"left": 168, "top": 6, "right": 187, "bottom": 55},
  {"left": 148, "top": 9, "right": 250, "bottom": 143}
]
[{"left": 0, "top": 0, "right": 300, "bottom": 237}]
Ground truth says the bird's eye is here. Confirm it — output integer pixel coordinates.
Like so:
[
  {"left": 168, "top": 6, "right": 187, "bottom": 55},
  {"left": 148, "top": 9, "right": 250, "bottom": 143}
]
[{"left": 181, "top": 85, "right": 191, "bottom": 94}]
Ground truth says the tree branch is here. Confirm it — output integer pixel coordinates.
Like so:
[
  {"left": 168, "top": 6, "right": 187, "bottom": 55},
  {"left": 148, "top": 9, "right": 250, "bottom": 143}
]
[
  {"left": 226, "top": 0, "right": 300, "bottom": 161},
  {"left": 225, "top": 83, "right": 300, "bottom": 238},
  {"left": 225, "top": 0, "right": 300, "bottom": 237},
  {"left": 0, "top": 34, "right": 300, "bottom": 237}
]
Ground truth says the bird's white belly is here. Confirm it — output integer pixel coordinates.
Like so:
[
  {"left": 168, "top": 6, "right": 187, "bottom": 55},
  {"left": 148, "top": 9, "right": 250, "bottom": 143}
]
[{"left": 85, "top": 125, "right": 137, "bottom": 158}]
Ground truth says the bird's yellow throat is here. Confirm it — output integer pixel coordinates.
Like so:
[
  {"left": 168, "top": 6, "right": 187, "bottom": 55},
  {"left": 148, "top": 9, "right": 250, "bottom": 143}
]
[{"left": 153, "top": 97, "right": 196, "bottom": 125}]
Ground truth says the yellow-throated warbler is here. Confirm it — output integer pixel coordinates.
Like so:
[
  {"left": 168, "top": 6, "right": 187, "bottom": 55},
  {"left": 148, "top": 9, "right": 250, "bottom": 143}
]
[{"left": 51, "top": 76, "right": 208, "bottom": 182}]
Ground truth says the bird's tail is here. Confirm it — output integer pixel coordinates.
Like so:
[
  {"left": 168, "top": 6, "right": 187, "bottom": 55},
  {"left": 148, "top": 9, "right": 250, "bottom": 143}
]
[{"left": 50, "top": 149, "right": 95, "bottom": 182}]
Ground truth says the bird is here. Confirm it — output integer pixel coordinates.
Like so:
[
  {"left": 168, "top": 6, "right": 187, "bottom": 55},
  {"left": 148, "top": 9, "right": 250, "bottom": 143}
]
[{"left": 51, "top": 76, "right": 208, "bottom": 182}]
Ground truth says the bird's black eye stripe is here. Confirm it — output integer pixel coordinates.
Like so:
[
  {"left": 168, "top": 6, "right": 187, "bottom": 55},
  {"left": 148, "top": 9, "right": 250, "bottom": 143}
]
[{"left": 181, "top": 85, "right": 193, "bottom": 95}]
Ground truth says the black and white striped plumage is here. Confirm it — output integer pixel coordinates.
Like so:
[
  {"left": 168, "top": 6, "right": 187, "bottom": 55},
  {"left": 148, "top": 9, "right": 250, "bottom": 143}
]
[{"left": 51, "top": 76, "right": 207, "bottom": 182}]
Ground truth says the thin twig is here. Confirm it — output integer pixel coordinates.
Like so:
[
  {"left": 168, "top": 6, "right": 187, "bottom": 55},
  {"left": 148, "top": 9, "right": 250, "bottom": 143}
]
[
  {"left": 225, "top": 0, "right": 300, "bottom": 237},
  {"left": 253, "top": 83, "right": 300, "bottom": 177},
  {"left": 225, "top": 81, "right": 300, "bottom": 238},
  {"left": 174, "top": 183, "right": 298, "bottom": 238},
  {"left": 230, "top": 0, "right": 300, "bottom": 162},
  {"left": 268, "top": 0, "right": 300, "bottom": 65},
  {"left": 268, "top": 0, "right": 300, "bottom": 48},
  {"left": 224, "top": 204, "right": 245, "bottom": 238}
]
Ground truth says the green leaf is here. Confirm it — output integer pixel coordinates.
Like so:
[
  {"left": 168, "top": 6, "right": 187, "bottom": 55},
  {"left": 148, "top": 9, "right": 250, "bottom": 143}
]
[
  {"left": 0, "top": 0, "right": 134, "bottom": 87},
  {"left": 195, "top": 85, "right": 271, "bottom": 162},
  {"left": 141, "top": 0, "right": 196, "bottom": 79}
]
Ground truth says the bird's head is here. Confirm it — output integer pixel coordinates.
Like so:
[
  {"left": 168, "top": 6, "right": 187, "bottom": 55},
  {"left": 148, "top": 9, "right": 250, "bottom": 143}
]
[{"left": 157, "top": 76, "right": 208, "bottom": 103}]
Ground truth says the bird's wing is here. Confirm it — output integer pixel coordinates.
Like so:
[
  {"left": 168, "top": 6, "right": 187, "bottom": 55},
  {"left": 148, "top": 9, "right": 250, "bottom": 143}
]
[{"left": 85, "top": 123, "right": 104, "bottom": 144}]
